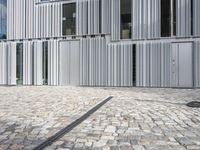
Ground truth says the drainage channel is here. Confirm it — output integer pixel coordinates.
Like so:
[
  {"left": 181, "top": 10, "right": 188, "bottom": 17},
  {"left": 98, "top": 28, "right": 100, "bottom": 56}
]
[{"left": 33, "top": 96, "right": 113, "bottom": 150}]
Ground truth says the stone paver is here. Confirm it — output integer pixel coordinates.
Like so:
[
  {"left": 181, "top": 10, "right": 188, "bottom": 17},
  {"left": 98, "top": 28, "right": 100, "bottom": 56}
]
[
  {"left": 0, "top": 87, "right": 200, "bottom": 150},
  {"left": 0, "top": 86, "right": 109, "bottom": 149}
]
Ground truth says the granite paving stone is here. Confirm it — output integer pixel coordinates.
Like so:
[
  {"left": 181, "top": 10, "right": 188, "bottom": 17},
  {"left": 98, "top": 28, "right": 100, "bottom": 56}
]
[{"left": 0, "top": 87, "right": 199, "bottom": 150}]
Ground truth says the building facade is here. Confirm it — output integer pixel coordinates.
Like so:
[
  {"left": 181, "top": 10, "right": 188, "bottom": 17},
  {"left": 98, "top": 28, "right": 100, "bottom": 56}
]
[{"left": 0, "top": 0, "right": 200, "bottom": 87}]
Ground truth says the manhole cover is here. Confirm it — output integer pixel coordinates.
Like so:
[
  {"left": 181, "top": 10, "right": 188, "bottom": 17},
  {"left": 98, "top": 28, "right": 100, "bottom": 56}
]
[{"left": 186, "top": 101, "right": 200, "bottom": 108}]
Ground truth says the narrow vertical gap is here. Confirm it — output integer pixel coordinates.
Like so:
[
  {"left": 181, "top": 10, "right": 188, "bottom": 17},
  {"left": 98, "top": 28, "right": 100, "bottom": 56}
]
[
  {"left": 173, "top": 0, "right": 176, "bottom": 36},
  {"left": 32, "top": 44, "right": 34, "bottom": 85},
  {"left": 42, "top": 41, "right": 48, "bottom": 85},
  {"left": 132, "top": 44, "right": 136, "bottom": 86},
  {"left": 16, "top": 43, "right": 23, "bottom": 85},
  {"left": 191, "top": 0, "right": 193, "bottom": 36}
]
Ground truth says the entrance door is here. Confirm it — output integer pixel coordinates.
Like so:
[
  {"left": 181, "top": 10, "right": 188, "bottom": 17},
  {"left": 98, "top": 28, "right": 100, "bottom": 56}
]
[
  {"left": 171, "top": 42, "right": 193, "bottom": 87},
  {"left": 59, "top": 40, "right": 80, "bottom": 86}
]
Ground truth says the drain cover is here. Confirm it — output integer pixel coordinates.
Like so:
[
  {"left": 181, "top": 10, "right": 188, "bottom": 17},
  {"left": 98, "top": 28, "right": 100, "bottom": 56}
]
[{"left": 186, "top": 101, "right": 200, "bottom": 108}]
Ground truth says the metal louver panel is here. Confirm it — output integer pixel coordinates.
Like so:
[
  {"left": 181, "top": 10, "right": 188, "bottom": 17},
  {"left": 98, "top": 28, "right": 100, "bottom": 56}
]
[
  {"left": 0, "top": 42, "right": 7, "bottom": 85},
  {"left": 136, "top": 42, "right": 171, "bottom": 87},
  {"left": 107, "top": 43, "right": 133, "bottom": 86},
  {"left": 193, "top": 0, "right": 200, "bottom": 36},
  {"left": 80, "top": 37, "right": 107, "bottom": 86},
  {"left": 111, "top": 0, "right": 120, "bottom": 41},
  {"left": 177, "top": 0, "right": 192, "bottom": 37},
  {"left": 194, "top": 41, "right": 200, "bottom": 87},
  {"left": 48, "top": 40, "right": 59, "bottom": 85},
  {"left": 77, "top": 0, "right": 88, "bottom": 35},
  {"left": 7, "top": 42, "right": 16, "bottom": 85},
  {"left": 33, "top": 41, "right": 43, "bottom": 85},
  {"left": 23, "top": 41, "right": 33, "bottom": 85},
  {"left": 132, "top": 0, "right": 161, "bottom": 39},
  {"left": 101, "top": 0, "right": 111, "bottom": 34},
  {"left": 7, "top": 0, "right": 26, "bottom": 39}
]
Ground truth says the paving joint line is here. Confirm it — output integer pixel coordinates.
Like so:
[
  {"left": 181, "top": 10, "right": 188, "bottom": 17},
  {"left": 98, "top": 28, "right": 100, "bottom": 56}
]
[{"left": 33, "top": 96, "right": 113, "bottom": 150}]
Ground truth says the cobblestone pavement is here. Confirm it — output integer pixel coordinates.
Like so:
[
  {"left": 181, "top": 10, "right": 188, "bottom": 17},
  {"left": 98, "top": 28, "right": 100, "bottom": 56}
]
[
  {"left": 0, "top": 86, "right": 109, "bottom": 150},
  {"left": 0, "top": 87, "right": 200, "bottom": 150}
]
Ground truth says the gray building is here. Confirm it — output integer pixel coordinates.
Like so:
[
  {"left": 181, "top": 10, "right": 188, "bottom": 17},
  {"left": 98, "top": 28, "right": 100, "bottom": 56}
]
[{"left": 0, "top": 0, "right": 200, "bottom": 87}]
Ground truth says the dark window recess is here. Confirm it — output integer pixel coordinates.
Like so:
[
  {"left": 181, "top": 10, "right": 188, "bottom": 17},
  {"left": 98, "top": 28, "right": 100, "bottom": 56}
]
[
  {"left": 191, "top": 0, "right": 193, "bottom": 35},
  {"left": 161, "top": 0, "right": 171, "bottom": 37},
  {"left": 132, "top": 45, "right": 136, "bottom": 86},
  {"left": 0, "top": 0, "right": 7, "bottom": 39},
  {"left": 42, "top": 41, "right": 48, "bottom": 85},
  {"left": 16, "top": 43, "right": 23, "bottom": 85},
  {"left": 120, "top": 0, "right": 132, "bottom": 39},
  {"left": 173, "top": 0, "right": 176, "bottom": 36},
  {"left": 62, "top": 3, "right": 76, "bottom": 36}
]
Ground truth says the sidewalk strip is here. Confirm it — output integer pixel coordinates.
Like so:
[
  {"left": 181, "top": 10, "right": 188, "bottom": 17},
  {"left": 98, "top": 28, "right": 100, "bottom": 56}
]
[{"left": 33, "top": 96, "right": 113, "bottom": 150}]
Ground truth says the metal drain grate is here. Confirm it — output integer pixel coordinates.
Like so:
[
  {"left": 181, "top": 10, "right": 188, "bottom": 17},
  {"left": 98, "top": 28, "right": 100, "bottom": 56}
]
[
  {"left": 186, "top": 101, "right": 200, "bottom": 108},
  {"left": 33, "top": 96, "right": 113, "bottom": 150}
]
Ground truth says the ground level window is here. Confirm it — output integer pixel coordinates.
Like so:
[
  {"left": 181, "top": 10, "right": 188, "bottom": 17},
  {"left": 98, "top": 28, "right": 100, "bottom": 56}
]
[
  {"left": 42, "top": 41, "right": 48, "bottom": 85},
  {"left": 120, "top": 0, "right": 132, "bottom": 39},
  {"left": 16, "top": 43, "right": 23, "bottom": 85},
  {"left": 62, "top": 3, "right": 76, "bottom": 36}
]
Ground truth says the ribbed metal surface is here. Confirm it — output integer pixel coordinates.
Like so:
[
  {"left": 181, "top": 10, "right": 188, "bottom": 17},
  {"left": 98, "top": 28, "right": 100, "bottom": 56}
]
[
  {"left": 7, "top": 42, "right": 16, "bottom": 85},
  {"left": 35, "top": 3, "right": 61, "bottom": 38},
  {"left": 132, "top": 0, "right": 161, "bottom": 39},
  {"left": 1, "top": 0, "right": 200, "bottom": 88},
  {"left": 77, "top": 0, "right": 88, "bottom": 35},
  {"left": 194, "top": 41, "right": 200, "bottom": 87},
  {"left": 136, "top": 42, "right": 171, "bottom": 87},
  {"left": 193, "top": 0, "right": 200, "bottom": 36},
  {"left": 0, "top": 42, "right": 7, "bottom": 84},
  {"left": 177, "top": 0, "right": 192, "bottom": 37},
  {"left": 80, "top": 37, "right": 107, "bottom": 86},
  {"left": 111, "top": 0, "right": 120, "bottom": 41},
  {"left": 7, "top": 0, "right": 26, "bottom": 39},
  {"left": 33, "top": 41, "right": 43, "bottom": 85},
  {"left": 48, "top": 40, "right": 59, "bottom": 85},
  {"left": 23, "top": 41, "right": 33, "bottom": 85},
  {"left": 107, "top": 43, "right": 133, "bottom": 86}
]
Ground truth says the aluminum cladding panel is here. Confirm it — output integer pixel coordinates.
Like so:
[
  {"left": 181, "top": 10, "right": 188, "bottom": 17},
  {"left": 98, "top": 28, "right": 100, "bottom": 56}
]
[
  {"left": 80, "top": 37, "right": 107, "bottom": 86},
  {"left": 136, "top": 42, "right": 171, "bottom": 87},
  {"left": 107, "top": 43, "right": 133, "bottom": 87},
  {"left": 0, "top": 42, "right": 7, "bottom": 85},
  {"left": 193, "top": 0, "right": 200, "bottom": 36},
  {"left": 194, "top": 41, "right": 200, "bottom": 87},
  {"left": 132, "top": 0, "right": 161, "bottom": 39}
]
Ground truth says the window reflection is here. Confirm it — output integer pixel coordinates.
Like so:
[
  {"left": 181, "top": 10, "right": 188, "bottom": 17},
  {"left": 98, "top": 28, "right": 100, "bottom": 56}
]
[
  {"left": 120, "top": 0, "right": 132, "bottom": 39},
  {"left": 0, "top": 0, "right": 7, "bottom": 39},
  {"left": 62, "top": 3, "right": 76, "bottom": 36}
]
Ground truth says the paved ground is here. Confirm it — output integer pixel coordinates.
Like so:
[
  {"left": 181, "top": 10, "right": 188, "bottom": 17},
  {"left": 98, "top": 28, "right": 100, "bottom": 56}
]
[{"left": 0, "top": 87, "right": 200, "bottom": 150}]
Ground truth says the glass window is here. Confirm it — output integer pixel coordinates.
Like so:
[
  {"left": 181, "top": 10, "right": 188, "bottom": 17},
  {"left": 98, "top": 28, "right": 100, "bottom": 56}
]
[
  {"left": 42, "top": 41, "right": 48, "bottom": 85},
  {"left": 62, "top": 3, "right": 76, "bottom": 36},
  {"left": 120, "top": 0, "right": 132, "bottom": 39},
  {"left": 16, "top": 43, "right": 23, "bottom": 85},
  {"left": 161, "top": 0, "right": 176, "bottom": 37},
  {"left": 0, "top": 0, "right": 7, "bottom": 39}
]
